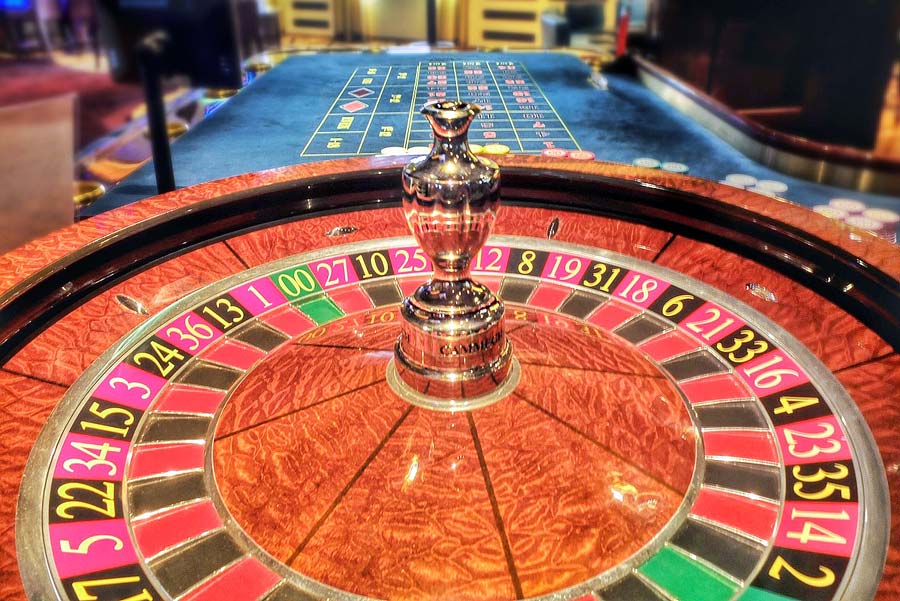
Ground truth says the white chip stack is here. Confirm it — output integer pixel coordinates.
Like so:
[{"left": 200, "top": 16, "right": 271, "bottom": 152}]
[
  {"left": 811, "top": 199, "right": 899, "bottom": 245},
  {"left": 721, "top": 175, "right": 788, "bottom": 197},
  {"left": 661, "top": 161, "right": 689, "bottom": 173},
  {"left": 746, "top": 187, "right": 777, "bottom": 197},
  {"left": 380, "top": 146, "right": 408, "bottom": 155},
  {"left": 812, "top": 205, "right": 849, "bottom": 220},
  {"left": 845, "top": 215, "right": 884, "bottom": 237},
  {"left": 862, "top": 208, "right": 900, "bottom": 244},
  {"left": 633, "top": 157, "right": 660, "bottom": 169},
  {"left": 724, "top": 173, "right": 758, "bottom": 188},
  {"left": 756, "top": 180, "right": 789, "bottom": 194},
  {"left": 828, "top": 198, "right": 867, "bottom": 215}
]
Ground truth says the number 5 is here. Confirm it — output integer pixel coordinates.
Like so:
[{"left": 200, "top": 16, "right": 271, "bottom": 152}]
[{"left": 60, "top": 534, "right": 124, "bottom": 555}]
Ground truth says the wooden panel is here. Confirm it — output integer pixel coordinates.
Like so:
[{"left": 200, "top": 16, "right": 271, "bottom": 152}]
[
  {"left": 281, "top": 0, "right": 336, "bottom": 36},
  {"left": 653, "top": 0, "right": 900, "bottom": 148},
  {"left": 467, "top": 0, "right": 566, "bottom": 48}
]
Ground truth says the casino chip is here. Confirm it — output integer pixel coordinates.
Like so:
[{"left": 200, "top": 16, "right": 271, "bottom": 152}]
[
  {"left": 829, "top": 198, "right": 867, "bottom": 214},
  {"left": 568, "top": 150, "right": 596, "bottom": 161},
  {"left": 756, "top": 179, "right": 789, "bottom": 194},
  {"left": 380, "top": 146, "right": 408, "bottom": 155},
  {"left": 813, "top": 205, "right": 849, "bottom": 220},
  {"left": 845, "top": 215, "right": 884, "bottom": 236},
  {"left": 862, "top": 208, "right": 900, "bottom": 243},
  {"left": 632, "top": 157, "right": 660, "bottom": 169},
  {"left": 406, "top": 146, "right": 432, "bottom": 155},
  {"left": 469, "top": 143, "right": 484, "bottom": 154},
  {"left": 724, "top": 173, "right": 758, "bottom": 188},
  {"left": 542, "top": 148, "right": 570, "bottom": 158},
  {"left": 661, "top": 161, "right": 689, "bottom": 173},
  {"left": 863, "top": 208, "right": 900, "bottom": 225},
  {"left": 746, "top": 187, "right": 777, "bottom": 197},
  {"left": 483, "top": 144, "right": 511, "bottom": 155}
]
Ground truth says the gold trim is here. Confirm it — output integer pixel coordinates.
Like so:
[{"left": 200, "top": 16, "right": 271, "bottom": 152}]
[
  {"left": 72, "top": 180, "right": 106, "bottom": 208},
  {"left": 142, "top": 120, "right": 190, "bottom": 140},
  {"left": 204, "top": 88, "right": 240, "bottom": 99}
]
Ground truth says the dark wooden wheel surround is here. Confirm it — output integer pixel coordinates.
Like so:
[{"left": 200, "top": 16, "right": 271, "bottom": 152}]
[{"left": 1, "top": 156, "right": 899, "bottom": 601}]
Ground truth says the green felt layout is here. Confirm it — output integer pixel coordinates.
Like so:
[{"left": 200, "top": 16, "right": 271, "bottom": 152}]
[
  {"left": 638, "top": 545, "right": 739, "bottom": 601},
  {"left": 90, "top": 52, "right": 900, "bottom": 219}
]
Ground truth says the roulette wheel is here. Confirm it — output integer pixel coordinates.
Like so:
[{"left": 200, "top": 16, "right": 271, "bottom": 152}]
[{"left": 2, "top": 105, "right": 900, "bottom": 601}]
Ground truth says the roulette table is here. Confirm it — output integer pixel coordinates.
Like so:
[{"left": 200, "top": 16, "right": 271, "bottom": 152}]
[
  {"left": 80, "top": 52, "right": 900, "bottom": 217},
  {"left": 2, "top": 154, "right": 900, "bottom": 601}
]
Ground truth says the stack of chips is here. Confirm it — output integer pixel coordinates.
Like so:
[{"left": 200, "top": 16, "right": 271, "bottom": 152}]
[
  {"left": 844, "top": 215, "right": 884, "bottom": 238},
  {"left": 753, "top": 180, "right": 789, "bottom": 196},
  {"left": 542, "top": 148, "right": 569, "bottom": 158},
  {"left": 812, "top": 205, "right": 848, "bottom": 221},
  {"left": 828, "top": 198, "right": 867, "bottom": 215},
  {"left": 380, "top": 147, "right": 408, "bottom": 156},
  {"left": 379, "top": 145, "right": 440, "bottom": 156},
  {"left": 632, "top": 157, "right": 690, "bottom": 173},
  {"left": 540, "top": 148, "right": 596, "bottom": 160},
  {"left": 722, "top": 173, "right": 757, "bottom": 188},
  {"left": 406, "top": 146, "right": 432, "bottom": 155},
  {"left": 862, "top": 208, "right": 900, "bottom": 244},
  {"left": 633, "top": 157, "right": 660, "bottom": 169},
  {"left": 482, "top": 143, "right": 511, "bottom": 155},
  {"left": 811, "top": 198, "right": 900, "bottom": 244},
  {"left": 661, "top": 161, "right": 689, "bottom": 174},
  {"left": 722, "top": 174, "right": 789, "bottom": 197}
]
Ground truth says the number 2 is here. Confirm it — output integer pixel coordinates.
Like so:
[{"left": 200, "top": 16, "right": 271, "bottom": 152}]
[
  {"left": 783, "top": 422, "right": 843, "bottom": 459},
  {"left": 768, "top": 555, "right": 835, "bottom": 587},
  {"left": 55, "top": 481, "right": 116, "bottom": 520},
  {"left": 685, "top": 307, "right": 735, "bottom": 341},
  {"left": 474, "top": 247, "right": 503, "bottom": 272},
  {"left": 315, "top": 258, "right": 350, "bottom": 287}
]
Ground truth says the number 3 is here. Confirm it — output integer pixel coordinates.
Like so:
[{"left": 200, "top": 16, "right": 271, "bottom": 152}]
[
  {"left": 715, "top": 329, "right": 769, "bottom": 363},
  {"left": 783, "top": 422, "right": 843, "bottom": 459}
]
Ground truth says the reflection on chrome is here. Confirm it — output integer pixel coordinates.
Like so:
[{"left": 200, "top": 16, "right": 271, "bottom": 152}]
[
  {"left": 746, "top": 282, "right": 778, "bottom": 302},
  {"left": 391, "top": 101, "right": 514, "bottom": 406},
  {"left": 547, "top": 217, "right": 560, "bottom": 239}
]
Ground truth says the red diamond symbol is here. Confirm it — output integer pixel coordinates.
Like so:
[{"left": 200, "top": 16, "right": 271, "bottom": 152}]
[
  {"left": 349, "top": 87, "right": 374, "bottom": 98},
  {"left": 340, "top": 100, "right": 368, "bottom": 113}
]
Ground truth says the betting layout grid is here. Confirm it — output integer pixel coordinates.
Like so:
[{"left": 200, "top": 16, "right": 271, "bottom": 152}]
[
  {"left": 19, "top": 236, "right": 883, "bottom": 601},
  {"left": 299, "top": 60, "right": 581, "bottom": 157}
]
